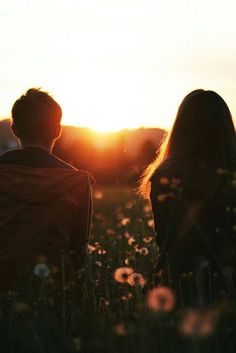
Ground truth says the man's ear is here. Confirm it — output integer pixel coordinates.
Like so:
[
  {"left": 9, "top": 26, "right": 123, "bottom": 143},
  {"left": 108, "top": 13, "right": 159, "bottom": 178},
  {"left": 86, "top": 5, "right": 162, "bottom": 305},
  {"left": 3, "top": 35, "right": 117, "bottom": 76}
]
[
  {"left": 11, "top": 123, "right": 20, "bottom": 138},
  {"left": 55, "top": 123, "right": 62, "bottom": 139}
]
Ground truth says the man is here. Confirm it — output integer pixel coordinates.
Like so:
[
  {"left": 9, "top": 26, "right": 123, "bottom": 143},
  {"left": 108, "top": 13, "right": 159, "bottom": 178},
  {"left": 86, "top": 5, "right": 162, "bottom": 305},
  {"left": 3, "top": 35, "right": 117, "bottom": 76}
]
[{"left": 0, "top": 88, "right": 94, "bottom": 291}]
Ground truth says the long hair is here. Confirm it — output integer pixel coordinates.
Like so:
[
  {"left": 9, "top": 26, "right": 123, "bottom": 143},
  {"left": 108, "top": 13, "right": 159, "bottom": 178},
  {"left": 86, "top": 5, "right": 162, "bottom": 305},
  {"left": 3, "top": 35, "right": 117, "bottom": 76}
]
[{"left": 139, "top": 89, "right": 236, "bottom": 198}]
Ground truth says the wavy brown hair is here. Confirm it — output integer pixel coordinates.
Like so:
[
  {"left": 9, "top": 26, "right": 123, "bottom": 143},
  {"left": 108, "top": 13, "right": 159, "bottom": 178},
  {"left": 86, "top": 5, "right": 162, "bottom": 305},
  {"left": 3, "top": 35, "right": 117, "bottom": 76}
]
[{"left": 139, "top": 89, "right": 236, "bottom": 198}]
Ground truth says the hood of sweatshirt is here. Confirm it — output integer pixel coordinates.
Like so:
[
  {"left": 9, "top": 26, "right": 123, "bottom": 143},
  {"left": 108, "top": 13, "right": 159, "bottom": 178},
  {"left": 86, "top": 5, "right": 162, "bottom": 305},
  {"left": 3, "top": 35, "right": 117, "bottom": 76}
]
[{"left": 0, "top": 165, "right": 93, "bottom": 205}]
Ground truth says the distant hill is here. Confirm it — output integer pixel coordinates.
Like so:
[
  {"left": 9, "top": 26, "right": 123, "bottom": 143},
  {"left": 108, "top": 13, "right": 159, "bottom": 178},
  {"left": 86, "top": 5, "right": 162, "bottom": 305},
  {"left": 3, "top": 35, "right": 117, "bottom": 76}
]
[{"left": 0, "top": 120, "right": 165, "bottom": 184}]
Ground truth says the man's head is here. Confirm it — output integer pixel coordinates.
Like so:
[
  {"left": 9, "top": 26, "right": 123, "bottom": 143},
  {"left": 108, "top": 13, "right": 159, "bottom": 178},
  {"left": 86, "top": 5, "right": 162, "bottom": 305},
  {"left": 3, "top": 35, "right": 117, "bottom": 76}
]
[{"left": 12, "top": 88, "right": 62, "bottom": 150}]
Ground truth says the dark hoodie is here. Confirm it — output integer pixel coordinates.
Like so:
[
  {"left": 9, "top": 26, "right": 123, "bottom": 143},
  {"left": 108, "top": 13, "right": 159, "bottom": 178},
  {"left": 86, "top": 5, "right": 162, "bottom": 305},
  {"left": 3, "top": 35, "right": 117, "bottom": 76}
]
[{"left": 0, "top": 148, "right": 94, "bottom": 290}]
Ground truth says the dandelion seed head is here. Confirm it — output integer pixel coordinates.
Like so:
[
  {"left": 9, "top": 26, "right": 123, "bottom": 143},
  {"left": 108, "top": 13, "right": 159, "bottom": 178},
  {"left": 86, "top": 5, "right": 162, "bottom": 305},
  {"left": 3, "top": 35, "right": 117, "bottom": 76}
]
[
  {"left": 147, "top": 219, "right": 154, "bottom": 227},
  {"left": 128, "top": 236, "right": 136, "bottom": 246},
  {"left": 34, "top": 264, "right": 50, "bottom": 278},
  {"left": 217, "top": 168, "right": 227, "bottom": 175},
  {"left": 125, "top": 201, "right": 135, "bottom": 209},
  {"left": 114, "top": 323, "right": 127, "bottom": 336},
  {"left": 157, "top": 194, "right": 168, "bottom": 202},
  {"left": 106, "top": 228, "right": 115, "bottom": 235},
  {"left": 99, "top": 297, "right": 110, "bottom": 307},
  {"left": 147, "top": 286, "right": 175, "bottom": 313},
  {"left": 134, "top": 244, "right": 141, "bottom": 252},
  {"left": 179, "top": 309, "right": 218, "bottom": 337},
  {"left": 98, "top": 249, "right": 106, "bottom": 255},
  {"left": 143, "top": 204, "right": 152, "bottom": 213},
  {"left": 120, "top": 293, "right": 133, "bottom": 301},
  {"left": 124, "top": 258, "right": 129, "bottom": 265},
  {"left": 114, "top": 267, "right": 134, "bottom": 283},
  {"left": 73, "top": 337, "right": 81, "bottom": 351},
  {"left": 143, "top": 236, "right": 153, "bottom": 243},
  {"left": 138, "top": 247, "right": 149, "bottom": 256},
  {"left": 121, "top": 218, "right": 131, "bottom": 226},
  {"left": 87, "top": 244, "right": 96, "bottom": 254},
  {"left": 127, "top": 273, "right": 146, "bottom": 287}
]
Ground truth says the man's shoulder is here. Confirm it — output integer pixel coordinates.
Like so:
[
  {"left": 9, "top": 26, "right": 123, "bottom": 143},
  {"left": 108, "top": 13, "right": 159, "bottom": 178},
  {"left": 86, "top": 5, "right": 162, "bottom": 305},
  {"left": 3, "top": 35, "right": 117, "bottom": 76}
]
[
  {"left": 75, "top": 169, "right": 95, "bottom": 185},
  {"left": 0, "top": 148, "right": 75, "bottom": 170},
  {"left": 0, "top": 149, "right": 20, "bottom": 163},
  {"left": 49, "top": 153, "right": 77, "bottom": 170}
]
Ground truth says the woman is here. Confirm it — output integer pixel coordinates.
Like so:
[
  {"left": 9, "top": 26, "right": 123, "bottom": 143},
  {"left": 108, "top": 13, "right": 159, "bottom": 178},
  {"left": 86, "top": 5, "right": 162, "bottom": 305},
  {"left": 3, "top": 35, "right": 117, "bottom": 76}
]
[{"left": 140, "top": 90, "right": 236, "bottom": 302}]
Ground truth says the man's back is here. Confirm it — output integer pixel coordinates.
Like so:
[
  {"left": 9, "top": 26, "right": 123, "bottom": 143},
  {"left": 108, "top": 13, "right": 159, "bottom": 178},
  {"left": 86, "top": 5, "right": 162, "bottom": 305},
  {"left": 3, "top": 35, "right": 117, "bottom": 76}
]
[{"left": 0, "top": 147, "right": 93, "bottom": 290}]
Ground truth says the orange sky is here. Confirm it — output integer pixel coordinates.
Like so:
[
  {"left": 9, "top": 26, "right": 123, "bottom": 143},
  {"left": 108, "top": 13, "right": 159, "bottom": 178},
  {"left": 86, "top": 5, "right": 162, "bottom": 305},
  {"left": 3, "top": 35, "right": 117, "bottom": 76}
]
[{"left": 0, "top": 0, "right": 235, "bottom": 132}]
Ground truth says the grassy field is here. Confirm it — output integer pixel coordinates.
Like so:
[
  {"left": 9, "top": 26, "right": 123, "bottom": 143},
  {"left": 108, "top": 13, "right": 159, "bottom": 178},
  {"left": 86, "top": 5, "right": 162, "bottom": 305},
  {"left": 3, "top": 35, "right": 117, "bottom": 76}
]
[{"left": 1, "top": 186, "right": 236, "bottom": 353}]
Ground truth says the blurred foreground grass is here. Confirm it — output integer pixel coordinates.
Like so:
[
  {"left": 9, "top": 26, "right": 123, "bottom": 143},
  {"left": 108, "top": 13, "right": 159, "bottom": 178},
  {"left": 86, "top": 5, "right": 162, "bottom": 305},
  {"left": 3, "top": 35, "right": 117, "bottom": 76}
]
[{"left": 0, "top": 187, "right": 236, "bottom": 353}]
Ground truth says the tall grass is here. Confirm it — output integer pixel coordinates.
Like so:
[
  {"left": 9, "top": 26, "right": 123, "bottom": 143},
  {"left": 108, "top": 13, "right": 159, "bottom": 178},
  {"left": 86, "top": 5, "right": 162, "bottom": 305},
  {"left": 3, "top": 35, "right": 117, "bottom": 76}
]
[{"left": 0, "top": 186, "right": 236, "bottom": 353}]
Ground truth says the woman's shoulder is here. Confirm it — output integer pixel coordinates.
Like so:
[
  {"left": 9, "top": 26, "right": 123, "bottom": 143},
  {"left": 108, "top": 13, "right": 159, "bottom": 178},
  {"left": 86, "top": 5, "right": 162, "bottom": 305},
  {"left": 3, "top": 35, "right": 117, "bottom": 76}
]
[
  {"left": 150, "top": 158, "right": 180, "bottom": 183},
  {"left": 150, "top": 157, "right": 223, "bottom": 193}
]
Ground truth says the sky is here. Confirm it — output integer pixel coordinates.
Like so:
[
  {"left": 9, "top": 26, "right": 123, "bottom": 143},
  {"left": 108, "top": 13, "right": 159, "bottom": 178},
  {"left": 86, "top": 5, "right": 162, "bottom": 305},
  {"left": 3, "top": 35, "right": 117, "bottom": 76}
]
[{"left": 0, "top": 0, "right": 235, "bottom": 132}]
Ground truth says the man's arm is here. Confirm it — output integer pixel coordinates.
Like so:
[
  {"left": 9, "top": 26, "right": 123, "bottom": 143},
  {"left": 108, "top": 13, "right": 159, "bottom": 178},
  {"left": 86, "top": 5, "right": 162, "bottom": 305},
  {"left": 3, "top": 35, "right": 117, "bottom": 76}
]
[{"left": 69, "top": 173, "right": 94, "bottom": 271}]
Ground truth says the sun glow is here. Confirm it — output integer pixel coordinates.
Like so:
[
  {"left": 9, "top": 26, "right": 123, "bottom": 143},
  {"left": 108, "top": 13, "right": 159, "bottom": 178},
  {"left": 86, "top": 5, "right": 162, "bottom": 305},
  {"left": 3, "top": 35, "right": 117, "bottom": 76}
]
[
  {"left": 62, "top": 118, "right": 143, "bottom": 133},
  {"left": 0, "top": 0, "right": 235, "bottom": 131}
]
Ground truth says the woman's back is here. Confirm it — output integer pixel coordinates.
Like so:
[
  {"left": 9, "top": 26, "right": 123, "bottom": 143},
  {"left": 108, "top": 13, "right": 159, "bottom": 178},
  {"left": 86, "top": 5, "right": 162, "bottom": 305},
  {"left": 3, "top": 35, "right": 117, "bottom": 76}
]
[
  {"left": 151, "top": 157, "right": 236, "bottom": 274},
  {"left": 139, "top": 89, "right": 236, "bottom": 302}
]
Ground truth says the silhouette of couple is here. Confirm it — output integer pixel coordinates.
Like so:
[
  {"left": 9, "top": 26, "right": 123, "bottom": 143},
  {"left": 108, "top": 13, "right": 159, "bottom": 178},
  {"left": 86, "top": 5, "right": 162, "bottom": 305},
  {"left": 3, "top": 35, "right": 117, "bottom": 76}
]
[{"left": 0, "top": 88, "right": 235, "bottom": 300}]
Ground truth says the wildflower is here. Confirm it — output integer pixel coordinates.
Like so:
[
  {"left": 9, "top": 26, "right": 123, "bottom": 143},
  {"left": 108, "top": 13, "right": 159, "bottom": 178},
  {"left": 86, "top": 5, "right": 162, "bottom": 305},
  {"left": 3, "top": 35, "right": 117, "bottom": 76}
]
[
  {"left": 146, "top": 286, "right": 175, "bottom": 313},
  {"left": 34, "top": 264, "right": 50, "bottom": 279},
  {"left": 143, "top": 236, "right": 153, "bottom": 243},
  {"left": 127, "top": 273, "right": 146, "bottom": 287},
  {"left": 114, "top": 267, "right": 134, "bottom": 283}
]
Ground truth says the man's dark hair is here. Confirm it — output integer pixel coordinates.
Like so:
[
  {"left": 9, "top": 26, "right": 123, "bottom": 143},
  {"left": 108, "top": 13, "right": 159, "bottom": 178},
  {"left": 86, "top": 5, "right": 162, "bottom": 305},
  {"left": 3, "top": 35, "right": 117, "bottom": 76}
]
[{"left": 12, "top": 88, "right": 62, "bottom": 143}]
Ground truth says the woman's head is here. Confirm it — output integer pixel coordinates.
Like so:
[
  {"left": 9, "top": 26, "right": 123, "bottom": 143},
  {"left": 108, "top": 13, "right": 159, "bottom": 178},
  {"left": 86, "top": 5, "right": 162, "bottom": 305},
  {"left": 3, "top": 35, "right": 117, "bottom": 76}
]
[{"left": 139, "top": 89, "right": 236, "bottom": 197}]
